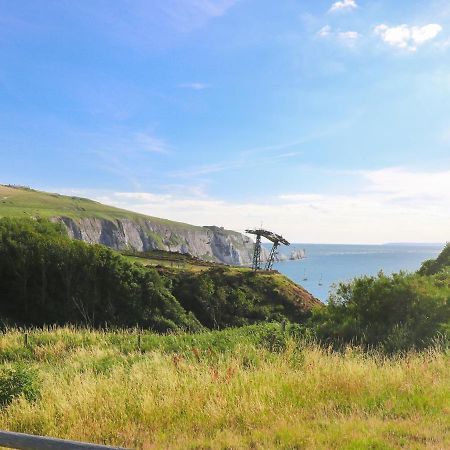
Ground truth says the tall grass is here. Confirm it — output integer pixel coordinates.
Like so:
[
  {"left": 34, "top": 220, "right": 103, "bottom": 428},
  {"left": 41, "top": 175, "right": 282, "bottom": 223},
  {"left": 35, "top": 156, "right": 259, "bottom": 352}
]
[{"left": 0, "top": 325, "right": 448, "bottom": 449}]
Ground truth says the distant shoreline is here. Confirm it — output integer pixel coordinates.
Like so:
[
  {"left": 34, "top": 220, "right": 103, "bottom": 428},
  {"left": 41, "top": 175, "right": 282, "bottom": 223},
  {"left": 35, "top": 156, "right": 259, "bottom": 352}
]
[{"left": 266, "top": 242, "right": 445, "bottom": 247}]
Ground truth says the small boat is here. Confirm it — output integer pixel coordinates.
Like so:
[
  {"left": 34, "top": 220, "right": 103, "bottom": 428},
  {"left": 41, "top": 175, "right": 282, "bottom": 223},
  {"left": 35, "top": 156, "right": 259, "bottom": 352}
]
[
  {"left": 302, "top": 269, "right": 308, "bottom": 281},
  {"left": 318, "top": 274, "right": 323, "bottom": 286}
]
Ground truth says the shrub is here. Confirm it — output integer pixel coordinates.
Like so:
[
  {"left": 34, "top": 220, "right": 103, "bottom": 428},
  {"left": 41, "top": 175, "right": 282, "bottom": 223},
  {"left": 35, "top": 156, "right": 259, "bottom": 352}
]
[
  {"left": 309, "top": 271, "right": 450, "bottom": 352},
  {"left": 418, "top": 243, "right": 450, "bottom": 275},
  {"left": 0, "top": 365, "right": 40, "bottom": 408}
]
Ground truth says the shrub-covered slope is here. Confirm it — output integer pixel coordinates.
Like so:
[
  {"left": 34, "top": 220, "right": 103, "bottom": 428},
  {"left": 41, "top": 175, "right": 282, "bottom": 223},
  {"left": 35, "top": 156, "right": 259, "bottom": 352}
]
[
  {"left": 309, "top": 244, "right": 450, "bottom": 351},
  {"left": 169, "top": 267, "right": 319, "bottom": 329},
  {"left": 0, "top": 218, "right": 319, "bottom": 330}
]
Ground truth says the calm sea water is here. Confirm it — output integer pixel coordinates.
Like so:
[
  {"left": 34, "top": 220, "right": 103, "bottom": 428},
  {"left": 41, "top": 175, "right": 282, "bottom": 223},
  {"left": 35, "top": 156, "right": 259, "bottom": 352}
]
[{"left": 270, "top": 244, "right": 444, "bottom": 302}]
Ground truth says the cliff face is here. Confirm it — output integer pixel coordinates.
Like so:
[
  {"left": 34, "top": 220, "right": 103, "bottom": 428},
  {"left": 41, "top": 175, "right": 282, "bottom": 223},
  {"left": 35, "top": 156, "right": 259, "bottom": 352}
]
[{"left": 56, "top": 216, "right": 255, "bottom": 265}]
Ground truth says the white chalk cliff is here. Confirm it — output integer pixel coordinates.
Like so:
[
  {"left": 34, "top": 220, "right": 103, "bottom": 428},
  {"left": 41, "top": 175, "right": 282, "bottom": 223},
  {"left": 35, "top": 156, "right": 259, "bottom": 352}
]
[{"left": 56, "top": 216, "right": 255, "bottom": 266}]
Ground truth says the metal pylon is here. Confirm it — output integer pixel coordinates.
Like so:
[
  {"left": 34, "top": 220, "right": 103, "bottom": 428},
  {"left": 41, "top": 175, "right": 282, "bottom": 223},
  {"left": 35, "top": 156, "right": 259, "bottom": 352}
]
[
  {"left": 265, "top": 241, "right": 280, "bottom": 270},
  {"left": 246, "top": 228, "right": 290, "bottom": 271},
  {"left": 251, "top": 233, "right": 262, "bottom": 270}
]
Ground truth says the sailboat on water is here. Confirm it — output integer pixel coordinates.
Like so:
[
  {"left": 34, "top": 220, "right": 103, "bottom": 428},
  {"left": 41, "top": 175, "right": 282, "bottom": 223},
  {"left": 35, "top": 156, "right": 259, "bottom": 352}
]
[
  {"left": 302, "top": 269, "right": 308, "bottom": 281},
  {"left": 318, "top": 274, "right": 323, "bottom": 286}
]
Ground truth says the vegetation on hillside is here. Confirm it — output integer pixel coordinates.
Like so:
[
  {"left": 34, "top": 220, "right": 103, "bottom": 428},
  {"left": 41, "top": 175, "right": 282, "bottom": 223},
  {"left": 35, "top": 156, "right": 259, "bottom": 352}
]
[
  {"left": 0, "top": 326, "right": 448, "bottom": 449},
  {"left": 123, "top": 249, "right": 219, "bottom": 271},
  {"left": 0, "top": 218, "right": 200, "bottom": 332},
  {"left": 0, "top": 216, "right": 448, "bottom": 353},
  {"left": 0, "top": 218, "right": 316, "bottom": 331},
  {"left": 171, "top": 268, "right": 317, "bottom": 329},
  {"left": 308, "top": 244, "right": 450, "bottom": 351},
  {"left": 418, "top": 242, "right": 450, "bottom": 275}
]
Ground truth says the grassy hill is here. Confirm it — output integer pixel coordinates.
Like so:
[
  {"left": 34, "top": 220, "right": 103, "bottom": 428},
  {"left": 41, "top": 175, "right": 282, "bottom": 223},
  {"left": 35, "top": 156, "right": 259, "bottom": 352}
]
[{"left": 0, "top": 184, "right": 198, "bottom": 230}]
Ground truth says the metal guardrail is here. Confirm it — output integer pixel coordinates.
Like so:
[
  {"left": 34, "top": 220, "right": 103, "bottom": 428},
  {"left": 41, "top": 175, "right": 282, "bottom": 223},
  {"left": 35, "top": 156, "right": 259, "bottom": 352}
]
[{"left": 0, "top": 430, "right": 129, "bottom": 450}]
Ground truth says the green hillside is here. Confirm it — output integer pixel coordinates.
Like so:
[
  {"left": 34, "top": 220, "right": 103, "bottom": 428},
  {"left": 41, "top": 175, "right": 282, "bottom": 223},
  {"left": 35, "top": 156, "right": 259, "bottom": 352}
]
[{"left": 0, "top": 184, "right": 198, "bottom": 231}]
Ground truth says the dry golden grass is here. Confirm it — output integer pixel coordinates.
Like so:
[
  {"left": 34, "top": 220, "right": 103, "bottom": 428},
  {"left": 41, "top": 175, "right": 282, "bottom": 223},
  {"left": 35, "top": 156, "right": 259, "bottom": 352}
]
[{"left": 0, "top": 328, "right": 448, "bottom": 449}]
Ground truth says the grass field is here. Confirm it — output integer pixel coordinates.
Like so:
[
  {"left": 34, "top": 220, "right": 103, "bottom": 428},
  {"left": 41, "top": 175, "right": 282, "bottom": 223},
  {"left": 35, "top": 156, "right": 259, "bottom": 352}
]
[{"left": 0, "top": 325, "right": 448, "bottom": 449}]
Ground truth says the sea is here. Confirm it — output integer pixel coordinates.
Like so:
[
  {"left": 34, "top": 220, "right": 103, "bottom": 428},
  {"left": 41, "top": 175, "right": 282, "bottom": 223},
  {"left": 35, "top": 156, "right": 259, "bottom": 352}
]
[{"left": 269, "top": 243, "right": 445, "bottom": 302}]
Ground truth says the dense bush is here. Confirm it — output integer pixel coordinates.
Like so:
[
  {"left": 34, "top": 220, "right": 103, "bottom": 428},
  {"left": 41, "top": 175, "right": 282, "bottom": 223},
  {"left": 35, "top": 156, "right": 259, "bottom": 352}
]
[
  {"left": 0, "top": 365, "right": 40, "bottom": 408},
  {"left": 172, "top": 268, "right": 310, "bottom": 329},
  {"left": 418, "top": 243, "right": 450, "bottom": 275},
  {"left": 0, "top": 218, "right": 201, "bottom": 332},
  {"left": 309, "top": 270, "right": 450, "bottom": 351}
]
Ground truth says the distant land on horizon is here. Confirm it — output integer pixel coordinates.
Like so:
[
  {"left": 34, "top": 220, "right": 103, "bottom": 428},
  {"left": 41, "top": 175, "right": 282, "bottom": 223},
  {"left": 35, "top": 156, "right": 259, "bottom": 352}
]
[
  {"left": 382, "top": 242, "right": 446, "bottom": 246},
  {"left": 277, "top": 242, "right": 445, "bottom": 247}
]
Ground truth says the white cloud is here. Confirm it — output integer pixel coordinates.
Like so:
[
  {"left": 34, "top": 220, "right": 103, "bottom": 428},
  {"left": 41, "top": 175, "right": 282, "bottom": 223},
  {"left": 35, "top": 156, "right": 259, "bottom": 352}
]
[
  {"left": 318, "top": 25, "right": 332, "bottom": 37},
  {"left": 63, "top": 168, "right": 450, "bottom": 244},
  {"left": 178, "top": 82, "right": 210, "bottom": 90},
  {"left": 339, "top": 31, "right": 359, "bottom": 40},
  {"left": 329, "top": 0, "right": 358, "bottom": 13},
  {"left": 374, "top": 23, "right": 443, "bottom": 51},
  {"left": 361, "top": 167, "right": 450, "bottom": 201},
  {"left": 317, "top": 26, "right": 360, "bottom": 46},
  {"left": 338, "top": 30, "right": 360, "bottom": 45}
]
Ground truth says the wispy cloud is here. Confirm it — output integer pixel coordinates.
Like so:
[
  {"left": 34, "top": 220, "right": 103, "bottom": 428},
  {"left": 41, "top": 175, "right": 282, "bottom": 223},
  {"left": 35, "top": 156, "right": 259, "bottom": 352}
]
[
  {"left": 329, "top": 0, "right": 358, "bottom": 13},
  {"left": 133, "top": 132, "right": 171, "bottom": 154},
  {"left": 317, "top": 26, "right": 332, "bottom": 38},
  {"left": 158, "top": 0, "right": 239, "bottom": 32},
  {"left": 338, "top": 30, "right": 360, "bottom": 45},
  {"left": 85, "top": 129, "right": 172, "bottom": 156},
  {"left": 83, "top": 129, "right": 172, "bottom": 187},
  {"left": 93, "top": 151, "right": 145, "bottom": 189},
  {"left": 170, "top": 151, "right": 302, "bottom": 178},
  {"left": 172, "top": 118, "right": 358, "bottom": 179},
  {"left": 178, "top": 82, "right": 210, "bottom": 90},
  {"left": 317, "top": 26, "right": 360, "bottom": 46},
  {"left": 68, "top": 1, "right": 240, "bottom": 51},
  {"left": 374, "top": 23, "right": 443, "bottom": 51},
  {"left": 185, "top": 0, "right": 238, "bottom": 18}
]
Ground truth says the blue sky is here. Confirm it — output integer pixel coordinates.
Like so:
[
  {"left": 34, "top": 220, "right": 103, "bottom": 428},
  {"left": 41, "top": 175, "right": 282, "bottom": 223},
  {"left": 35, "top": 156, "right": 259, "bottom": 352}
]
[{"left": 1, "top": 0, "right": 449, "bottom": 243}]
